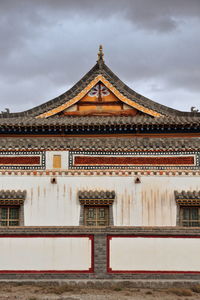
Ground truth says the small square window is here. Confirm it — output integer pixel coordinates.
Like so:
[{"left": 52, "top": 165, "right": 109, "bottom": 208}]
[
  {"left": 179, "top": 206, "right": 200, "bottom": 227},
  {"left": 84, "top": 206, "right": 109, "bottom": 226},
  {"left": 0, "top": 206, "right": 20, "bottom": 226}
]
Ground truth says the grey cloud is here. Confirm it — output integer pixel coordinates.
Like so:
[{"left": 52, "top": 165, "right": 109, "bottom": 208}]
[
  {"left": 0, "top": 0, "right": 200, "bottom": 112},
  {"left": 1, "top": 0, "right": 200, "bottom": 32}
]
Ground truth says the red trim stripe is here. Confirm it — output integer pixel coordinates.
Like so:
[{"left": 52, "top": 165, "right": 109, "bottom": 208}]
[
  {"left": 0, "top": 156, "right": 40, "bottom": 165},
  {"left": 75, "top": 156, "right": 194, "bottom": 166}
]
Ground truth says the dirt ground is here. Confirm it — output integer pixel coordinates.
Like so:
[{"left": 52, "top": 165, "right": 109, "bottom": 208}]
[{"left": 1, "top": 283, "right": 200, "bottom": 300}]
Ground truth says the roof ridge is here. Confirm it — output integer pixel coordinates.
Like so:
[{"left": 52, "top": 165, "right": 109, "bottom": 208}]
[{"left": 1, "top": 50, "right": 200, "bottom": 119}]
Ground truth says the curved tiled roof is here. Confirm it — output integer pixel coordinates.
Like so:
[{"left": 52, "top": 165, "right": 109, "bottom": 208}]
[
  {"left": 0, "top": 137, "right": 199, "bottom": 151},
  {"left": 175, "top": 191, "right": 200, "bottom": 199},
  {"left": 78, "top": 190, "right": 115, "bottom": 200},
  {"left": 0, "top": 190, "right": 26, "bottom": 200},
  {"left": 78, "top": 189, "right": 115, "bottom": 205},
  {"left": 175, "top": 191, "right": 200, "bottom": 205},
  {"left": 0, "top": 58, "right": 200, "bottom": 119},
  {"left": 0, "top": 115, "right": 199, "bottom": 127}
]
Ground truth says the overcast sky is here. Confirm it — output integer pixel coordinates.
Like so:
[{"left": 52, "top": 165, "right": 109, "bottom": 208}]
[{"left": 0, "top": 0, "right": 200, "bottom": 113}]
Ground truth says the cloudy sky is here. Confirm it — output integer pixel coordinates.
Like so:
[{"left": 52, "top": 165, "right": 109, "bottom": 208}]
[{"left": 0, "top": 0, "right": 200, "bottom": 113}]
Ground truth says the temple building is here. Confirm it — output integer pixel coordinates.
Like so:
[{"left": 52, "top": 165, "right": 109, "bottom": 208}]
[{"left": 0, "top": 46, "right": 200, "bottom": 278}]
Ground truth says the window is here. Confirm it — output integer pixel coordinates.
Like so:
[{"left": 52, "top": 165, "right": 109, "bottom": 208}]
[
  {"left": 84, "top": 206, "right": 109, "bottom": 226},
  {"left": 175, "top": 190, "right": 200, "bottom": 227},
  {"left": 78, "top": 190, "right": 115, "bottom": 226},
  {"left": 180, "top": 207, "right": 200, "bottom": 227},
  {"left": 53, "top": 155, "right": 61, "bottom": 168},
  {"left": 0, "top": 206, "right": 20, "bottom": 226},
  {"left": 0, "top": 190, "right": 26, "bottom": 226}
]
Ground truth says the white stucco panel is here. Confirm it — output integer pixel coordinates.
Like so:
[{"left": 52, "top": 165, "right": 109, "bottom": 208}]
[
  {"left": 0, "top": 237, "right": 92, "bottom": 271},
  {"left": 110, "top": 237, "right": 200, "bottom": 272},
  {"left": 0, "top": 175, "right": 200, "bottom": 226},
  {"left": 45, "top": 151, "right": 69, "bottom": 169}
]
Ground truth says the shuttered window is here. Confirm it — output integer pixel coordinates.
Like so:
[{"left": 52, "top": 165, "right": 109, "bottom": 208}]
[
  {"left": 84, "top": 206, "right": 109, "bottom": 226},
  {"left": 0, "top": 206, "right": 20, "bottom": 226},
  {"left": 180, "top": 207, "right": 200, "bottom": 227}
]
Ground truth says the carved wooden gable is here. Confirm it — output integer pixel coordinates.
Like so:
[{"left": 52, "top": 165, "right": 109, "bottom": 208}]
[{"left": 59, "top": 82, "right": 139, "bottom": 116}]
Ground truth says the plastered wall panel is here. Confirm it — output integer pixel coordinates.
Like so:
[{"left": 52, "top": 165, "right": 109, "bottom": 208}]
[
  {"left": 0, "top": 236, "right": 92, "bottom": 272},
  {"left": 109, "top": 236, "right": 200, "bottom": 272}
]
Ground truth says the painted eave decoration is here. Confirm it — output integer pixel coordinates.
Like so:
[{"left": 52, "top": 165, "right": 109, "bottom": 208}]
[{"left": 36, "top": 74, "right": 162, "bottom": 118}]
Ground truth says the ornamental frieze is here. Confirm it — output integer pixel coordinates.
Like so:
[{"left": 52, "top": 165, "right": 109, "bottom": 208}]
[
  {"left": 69, "top": 151, "right": 200, "bottom": 170},
  {"left": 0, "top": 151, "right": 46, "bottom": 170}
]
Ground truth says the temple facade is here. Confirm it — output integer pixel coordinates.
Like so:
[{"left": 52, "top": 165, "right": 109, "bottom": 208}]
[{"left": 0, "top": 46, "right": 200, "bottom": 279}]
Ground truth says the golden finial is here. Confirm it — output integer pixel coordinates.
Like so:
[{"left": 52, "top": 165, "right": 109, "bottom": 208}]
[{"left": 97, "top": 45, "right": 104, "bottom": 62}]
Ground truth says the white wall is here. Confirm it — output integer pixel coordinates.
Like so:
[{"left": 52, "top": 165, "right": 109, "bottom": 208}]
[
  {"left": 0, "top": 174, "right": 199, "bottom": 226},
  {"left": 0, "top": 236, "right": 92, "bottom": 271},
  {"left": 109, "top": 236, "right": 200, "bottom": 272}
]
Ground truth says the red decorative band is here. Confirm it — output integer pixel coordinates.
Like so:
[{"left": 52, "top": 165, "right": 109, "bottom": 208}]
[
  {"left": 0, "top": 156, "right": 40, "bottom": 165},
  {"left": 74, "top": 156, "right": 194, "bottom": 166}
]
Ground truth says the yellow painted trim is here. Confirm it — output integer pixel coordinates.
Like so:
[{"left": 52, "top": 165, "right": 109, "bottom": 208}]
[
  {"left": 36, "top": 75, "right": 162, "bottom": 118},
  {"left": 53, "top": 155, "right": 61, "bottom": 169}
]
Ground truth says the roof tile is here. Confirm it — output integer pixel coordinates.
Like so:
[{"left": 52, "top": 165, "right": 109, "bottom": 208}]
[{"left": 0, "top": 137, "right": 199, "bottom": 151}]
